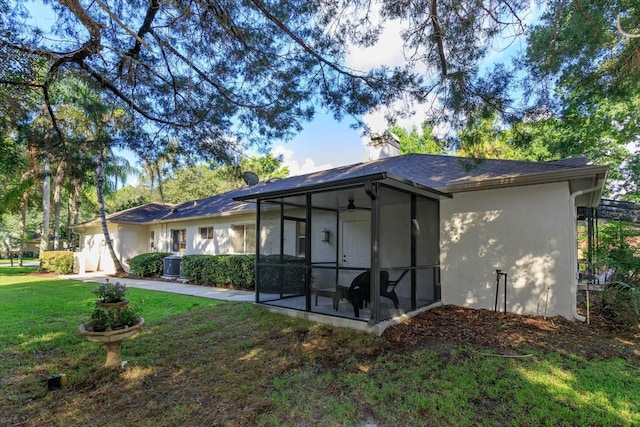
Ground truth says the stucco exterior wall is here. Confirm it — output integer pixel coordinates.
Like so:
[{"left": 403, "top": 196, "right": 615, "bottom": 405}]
[
  {"left": 146, "top": 212, "right": 258, "bottom": 256},
  {"left": 116, "top": 224, "right": 149, "bottom": 269},
  {"left": 78, "top": 212, "right": 261, "bottom": 273},
  {"left": 79, "top": 224, "right": 118, "bottom": 274},
  {"left": 440, "top": 182, "right": 575, "bottom": 319}
]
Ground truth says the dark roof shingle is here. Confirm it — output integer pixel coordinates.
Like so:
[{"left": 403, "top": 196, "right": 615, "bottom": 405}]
[{"left": 87, "top": 154, "right": 606, "bottom": 225}]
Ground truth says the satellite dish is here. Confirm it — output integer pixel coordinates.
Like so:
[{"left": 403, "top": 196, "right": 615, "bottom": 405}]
[{"left": 242, "top": 171, "right": 259, "bottom": 186}]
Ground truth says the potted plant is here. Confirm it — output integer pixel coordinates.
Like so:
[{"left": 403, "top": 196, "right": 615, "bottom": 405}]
[
  {"left": 92, "top": 279, "right": 128, "bottom": 308},
  {"left": 79, "top": 280, "right": 144, "bottom": 368}
]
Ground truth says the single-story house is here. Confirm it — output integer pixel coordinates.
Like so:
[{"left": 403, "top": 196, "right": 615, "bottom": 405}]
[
  {"left": 72, "top": 190, "right": 257, "bottom": 274},
  {"left": 73, "top": 138, "right": 608, "bottom": 332}
]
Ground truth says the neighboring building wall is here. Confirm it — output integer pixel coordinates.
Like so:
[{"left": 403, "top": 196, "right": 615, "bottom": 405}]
[{"left": 440, "top": 182, "right": 575, "bottom": 319}]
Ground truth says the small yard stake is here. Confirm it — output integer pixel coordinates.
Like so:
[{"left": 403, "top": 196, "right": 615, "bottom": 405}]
[
  {"left": 544, "top": 287, "right": 549, "bottom": 319},
  {"left": 494, "top": 270, "right": 508, "bottom": 312},
  {"left": 586, "top": 281, "right": 590, "bottom": 325}
]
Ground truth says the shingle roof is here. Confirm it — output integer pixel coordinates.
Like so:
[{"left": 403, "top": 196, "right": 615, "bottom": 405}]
[
  {"left": 78, "top": 188, "right": 255, "bottom": 226},
  {"left": 233, "top": 154, "right": 607, "bottom": 200},
  {"left": 81, "top": 154, "right": 607, "bottom": 226},
  {"left": 108, "top": 203, "right": 174, "bottom": 223},
  {"left": 159, "top": 188, "right": 255, "bottom": 221}
]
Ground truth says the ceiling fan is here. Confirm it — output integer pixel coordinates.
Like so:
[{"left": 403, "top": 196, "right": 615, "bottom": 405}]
[{"left": 338, "top": 198, "right": 369, "bottom": 212}]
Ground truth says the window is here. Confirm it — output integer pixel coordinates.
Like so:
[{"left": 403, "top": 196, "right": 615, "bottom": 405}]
[
  {"left": 149, "top": 231, "right": 155, "bottom": 251},
  {"left": 296, "top": 221, "right": 306, "bottom": 256},
  {"left": 199, "top": 226, "right": 214, "bottom": 240},
  {"left": 171, "top": 229, "right": 187, "bottom": 252},
  {"left": 232, "top": 224, "right": 256, "bottom": 254}
]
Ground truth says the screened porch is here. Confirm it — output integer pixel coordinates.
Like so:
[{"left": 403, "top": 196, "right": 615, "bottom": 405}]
[{"left": 237, "top": 174, "right": 449, "bottom": 325}]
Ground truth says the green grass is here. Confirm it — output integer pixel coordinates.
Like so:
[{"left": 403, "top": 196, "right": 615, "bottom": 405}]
[{"left": 1, "top": 266, "right": 639, "bottom": 426}]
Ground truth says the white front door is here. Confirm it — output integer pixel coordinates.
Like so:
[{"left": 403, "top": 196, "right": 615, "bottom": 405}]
[{"left": 341, "top": 220, "right": 370, "bottom": 285}]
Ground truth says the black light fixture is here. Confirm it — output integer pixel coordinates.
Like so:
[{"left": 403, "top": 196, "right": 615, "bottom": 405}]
[{"left": 346, "top": 199, "right": 356, "bottom": 211}]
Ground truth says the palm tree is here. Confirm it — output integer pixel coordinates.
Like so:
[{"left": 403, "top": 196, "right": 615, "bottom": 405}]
[{"left": 52, "top": 79, "right": 135, "bottom": 275}]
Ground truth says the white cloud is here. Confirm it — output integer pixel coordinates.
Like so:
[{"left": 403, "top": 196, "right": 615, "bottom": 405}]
[
  {"left": 361, "top": 92, "right": 445, "bottom": 137},
  {"left": 344, "top": 12, "right": 446, "bottom": 138},
  {"left": 272, "top": 145, "right": 334, "bottom": 176},
  {"left": 346, "top": 19, "right": 405, "bottom": 70}
]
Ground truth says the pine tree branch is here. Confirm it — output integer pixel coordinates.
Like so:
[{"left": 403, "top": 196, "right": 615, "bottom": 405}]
[
  {"left": 248, "top": 0, "right": 370, "bottom": 82},
  {"left": 430, "top": 0, "right": 448, "bottom": 77},
  {"left": 79, "top": 61, "right": 194, "bottom": 127}
]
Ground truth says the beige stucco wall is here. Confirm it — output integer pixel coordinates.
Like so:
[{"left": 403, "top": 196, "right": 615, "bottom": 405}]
[
  {"left": 116, "top": 223, "right": 149, "bottom": 269},
  {"left": 158, "top": 213, "right": 256, "bottom": 255},
  {"left": 440, "top": 182, "right": 575, "bottom": 319},
  {"left": 79, "top": 224, "right": 118, "bottom": 274},
  {"left": 77, "top": 212, "right": 260, "bottom": 273}
]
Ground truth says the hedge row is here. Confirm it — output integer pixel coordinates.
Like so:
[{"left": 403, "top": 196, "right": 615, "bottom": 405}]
[
  {"left": 40, "top": 251, "right": 74, "bottom": 274},
  {"left": 182, "top": 254, "right": 255, "bottom": 289},
  {"left": 127, "top": 253, "right": 308, "bottom": 292},
  {"left": 127, "top": 252, "right": 172, "bottom": 277}
]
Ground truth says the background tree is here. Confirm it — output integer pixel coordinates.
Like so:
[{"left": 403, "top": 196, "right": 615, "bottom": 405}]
[
  {"left": 518, "top": 0, "right": 640, "bottom": 200},
  {"left": 112, "top": 153, "right": 290, "bottom": 206},
  {"left": 389, "top": 122, "right": 446, "bottom": 154}
]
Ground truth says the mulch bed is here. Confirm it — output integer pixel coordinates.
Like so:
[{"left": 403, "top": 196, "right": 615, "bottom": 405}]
[{"left": 384, "top": 296, "right": 639, "bottom": 361}]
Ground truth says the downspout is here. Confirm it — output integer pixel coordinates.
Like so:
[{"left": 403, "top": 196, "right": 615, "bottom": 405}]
[{"left": 570, "top": 179, "right": 604, "bottom": 321}]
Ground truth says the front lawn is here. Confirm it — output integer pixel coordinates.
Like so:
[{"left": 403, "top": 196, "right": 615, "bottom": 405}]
[{"left": 1, "top": 266, "right": 638, "bottom": 426}]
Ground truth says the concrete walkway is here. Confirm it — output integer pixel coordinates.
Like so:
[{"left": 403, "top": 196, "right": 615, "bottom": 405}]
[{"left": 60, "top": 272, "right": 255, "bottom": 302}]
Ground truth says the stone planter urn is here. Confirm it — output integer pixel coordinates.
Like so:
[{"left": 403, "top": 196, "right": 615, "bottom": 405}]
[{"left": 78, "top": 317, "right": 144, "bottom": 368}]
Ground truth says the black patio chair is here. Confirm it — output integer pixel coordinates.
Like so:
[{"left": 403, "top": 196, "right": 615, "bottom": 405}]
[
  {"left": 346, "top": 271, "right": 370, "bottom": 318},
  {"left": 383, "top": 269, "right": 408, "bottom": 309},
  {"left": 346, "top": 270, "right": 398, "bottom": 317}
]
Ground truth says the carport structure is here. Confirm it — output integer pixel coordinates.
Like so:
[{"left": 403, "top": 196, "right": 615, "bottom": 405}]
[{"left": 235, "top": 171, "right": 450, "bottom": 325}]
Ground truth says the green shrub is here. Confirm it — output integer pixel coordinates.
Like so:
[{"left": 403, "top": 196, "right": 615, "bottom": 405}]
[
  {"left": 127, "top": 252, "right": 172, "bottom": 277},
  {"left": 40, "top": 251, "right": 74, "bottom": 274},
  {"left": 258, "top": 254, "right": 306, "bottom": 295},
  {"left": 593, "top": 221, "right": 639, "bottom": 286},
  {"left": 182, "top": 255, "right": 255, "bottom": 289},
  {"left": 602, "top": 281, "right": 639, "bottom": 331}
]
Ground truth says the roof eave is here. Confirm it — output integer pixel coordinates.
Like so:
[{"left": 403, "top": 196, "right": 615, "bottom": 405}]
[
  {"left": 144, "top": 206, "right": 263, "bottom": 224},
  {"left": 435, "top": 166, "right": 609, "bottom": 194},
  {"left": 233, "top": 172, "right": 389, "bottom": 202}
]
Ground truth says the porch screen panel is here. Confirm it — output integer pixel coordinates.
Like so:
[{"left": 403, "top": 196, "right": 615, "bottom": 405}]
[
  {"left": 415, "top": 197, "right": 440, "bottom": 305},
  {"left": 309, "top": 200, "right": 340, "bottom": 315},
  {"left": 379, "top": 186, "right": 412, "bottom": 319},
  {"left": 257, "top": 202, "right": 306, "bottom": 302},
  {"left": 256, "top": 205, "right": 283, "bottom": 302}
]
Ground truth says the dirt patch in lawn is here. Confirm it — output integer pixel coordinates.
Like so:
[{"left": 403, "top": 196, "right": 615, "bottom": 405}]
[
  {"left": 26, "top": 271, "right": 60, "bottom": 278},
  {"left": 384, "top": 292, "right": 639, "bottom": 361}
]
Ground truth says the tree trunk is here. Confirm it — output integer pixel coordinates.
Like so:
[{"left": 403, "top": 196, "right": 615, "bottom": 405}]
[
  {"left": 53, "top": 159, "right": 66, "bottom": 250},
  {"left": 40, "top": 154, "right": 51, "bottom": 254},
  {"left": 19, "top": 189, "right": 28, "bottom": 267},
  {"left": 19, "top": 146, "right": 38, "bottom": 266},
  {"left": 68, "top": 177, "right": 81, "bottom": 250},
  {"left": 155, "top": 160, "right": 165, "bottom": 203},
  {"left": 95, "top": 152, "right": 126, "bottom": 275},
  {"left": 66, "top": 190, "right": 72, "bottom": 249}
]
